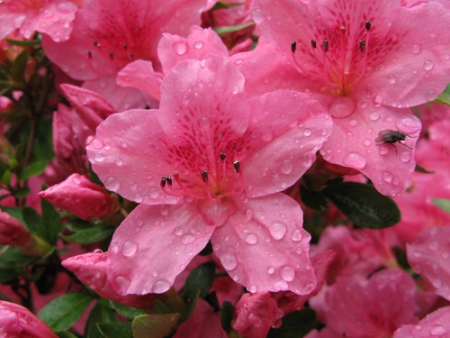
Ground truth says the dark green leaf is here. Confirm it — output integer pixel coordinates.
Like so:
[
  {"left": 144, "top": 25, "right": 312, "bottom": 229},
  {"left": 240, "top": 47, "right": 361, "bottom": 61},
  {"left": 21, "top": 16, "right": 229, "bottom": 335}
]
[
  {"left": 13, "top": 186, "right": 30, "bottom": 198},
  {"left": 6, "top": 38, "right": 41, "bottom": 47},
  {"left": 300, "top": 185, "right": 329, "bottom": 212},
  {"left": 56, "top": 332, "right": 78, "bottom": 338},
  {"left": 19, "top": 160, "right": 48, "bottom": 180},
  {"left": 434, "top": 92, "right": 450, "bottom": 106},
  {"left": 85, "top": 303, "right": 118, "bottom": 338},
  {"left": 214, "top": 21, "right": 254, "bottom": 35},
  {"left": 11, "top": 50, "right": 29, "bottom": 82},
  {"left": 322, "top": 182, "right": 401, "bottom": 229},
  {"left": 0, "top": 265, "right": 18, "bottom": 283},
  {"left": 97, "top": 323, "right": 133, "bottom": 338},
  {"left": 38, "top": 293, "right": 93, "bottom": 331},
  {"left": 41, "top": 197, "right": 62, "bottom": 244},
  {"left": 22, "top": 206, "right": 45, "bottom": 237},
  {"left": 105, "top": 300, "right": 147, "bottom": 320},
  {"left": 153, "top": 300, "right": 173, "bottom": 314},
  {"left": 220, "top": 301, "right": 235, "bottom": 332},
  {"left": 183, "top": 262, "right": 215, "bottom": 301},
  {"left": 132, "top": 313, "right": 181, "bottom": 338},
  {"left": 268, "top": 308, "right": 316, "bottom": 338},
  {"left": 199, "top": 241, "right": 213, "bottom": 255},
  {"left": 431, "top": 198, "right": 450, "bottom": 213},
  {"left": 1, "top": 169, "right": 11, "bottom": 185},
  {"left": 0, "top": 245, "right": 36, "bottom": 266},
  {"left": 61, "top": 223, "right": 115, "bottom": 245}
]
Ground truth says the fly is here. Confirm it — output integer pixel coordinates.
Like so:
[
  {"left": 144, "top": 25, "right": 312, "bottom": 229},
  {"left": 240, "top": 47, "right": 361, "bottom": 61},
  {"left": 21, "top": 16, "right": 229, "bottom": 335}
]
[{"left": 375, "top": 130, "right": 416, "bottom": 155}]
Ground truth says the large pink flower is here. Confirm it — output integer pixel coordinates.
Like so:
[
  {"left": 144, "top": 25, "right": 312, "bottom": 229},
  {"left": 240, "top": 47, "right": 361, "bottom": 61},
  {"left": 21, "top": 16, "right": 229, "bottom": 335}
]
[
  {"left": 236, "top": 0, "right": 450, "bottom": 195},
  {"left": 87, "top": 55, "right": 332, "bottom": 295}
]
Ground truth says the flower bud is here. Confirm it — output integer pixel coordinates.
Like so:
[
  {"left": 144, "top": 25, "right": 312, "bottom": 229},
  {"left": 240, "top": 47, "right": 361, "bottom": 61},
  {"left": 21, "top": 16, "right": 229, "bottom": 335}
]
[{"left": 39, "top": 174, "right": 118, "bottom": 220}]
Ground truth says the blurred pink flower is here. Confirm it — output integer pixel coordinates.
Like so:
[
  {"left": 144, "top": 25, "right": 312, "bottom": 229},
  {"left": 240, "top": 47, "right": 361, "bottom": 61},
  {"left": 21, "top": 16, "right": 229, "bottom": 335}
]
[
  {"left": 233, "top": 292, "right": 283, "bottom": 338},
  {"left": 39, "top": 173, "right": 117, "bottom": 220},
  {"left": 0, "top": 0, "right": 79, "bottom": 42},
  {"left": 87, "top": 55, "right": 332, "bottom": 295},
  {"left": 0, "top": 210, "right": 35, "bottom": 248},
  {"left": 0, "top": 300, "right": 58, "bottom": 338},
  {"left": 235, "top": 0, "right": 450, "bottom": 195}
]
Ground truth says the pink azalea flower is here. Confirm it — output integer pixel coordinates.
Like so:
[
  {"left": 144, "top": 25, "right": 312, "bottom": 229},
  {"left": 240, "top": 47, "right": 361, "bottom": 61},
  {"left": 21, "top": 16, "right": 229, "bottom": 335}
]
[
  {"left": 0, "top": 0, "right": 79, "bottom": 42},
  {"left": 407, "top": 227, "right": 450, "bottom": 302},
  {"left": 311, "top": 269, "right": 418, "bottom": 338},
  {"left": 394, "top": 306, "right": 450, "bottom": 338},
  {"left": 236, "top": 0, "right": 450, "bottom": 195},
  {"left": 0, "top": 210, "right": 35, "bottom": 248},
  {"left": 42, "top": 0, "right": 212, "bottom": 107},
  {"left": 233, "top": 292, "right": 284, "bottom": 338},
  {"left": 39, "top": 173, "right": 118, "bottom": 220},
  {"left": 0, "top": 300, "right": 58, "bottom": 338},
  {"left": 87, "top": 55, "right": 332, "bottom": 295},
  {"left": 174, "top": 299, "right": 227, "bottom": 338}
]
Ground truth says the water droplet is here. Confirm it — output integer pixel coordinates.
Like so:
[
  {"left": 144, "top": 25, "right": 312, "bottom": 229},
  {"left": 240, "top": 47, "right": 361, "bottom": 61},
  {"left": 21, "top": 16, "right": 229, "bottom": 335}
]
[
  {"left": 232, "top": 86, "right": 239, "bottom": 94},
  {"left": 149, "top": 188, "right": 160, "bottom": 199},
  {"left": 173, "top": 41, "right": 188, "bottom": 55},
  {"left": 181, "top": 234, "right": 195, "bottom": 244},
  {"left": 428, "top": 242, "right": 440, "bottom": 251},
  {"left": 248, "top": 285, "right": 257, "bottom": 293},
  {"left": 234, "top": 58, "right": 244, "bottom": 65},
  {"left": 383, "top": 171, "right": 393, "bottom": 183},
  {"left": 349, "top": 119, "right": 358, "bottom": 126},
  {"left": 105, "top": 176, "right": 120, "bottom": 191},
  {"left": 280, "top": 159, "right": 293, "bottom": 174},
  {"left": 134, "top": 194, "right": 143, "bottom": 203},
  {"left": 291, "top": 229, "right": 303, "bottom": 242},
  {"left": 115, "top": 158, "right": 123, "bottom": 166},
  {"left": 89, "top": 139, "right": 104, "bottom": 149},
  {"left": 193, "top": 41, "right": 204, "bottom": 49},
  {"left": 343, "top": 152, "right": 367, "bottom": 169},
  {"left": 252, "top": 9, "right": 263, "bottom": 24},
  {"left": 153, "top": 279, "right": 170, "bottom": 294},
  {"left": 303, "top": 283, "right": 316, "bottom": 294},
  {"left": 363, "top": 138, "right": 372, "bottom": 146},
  {"left": 280, "top": 265, "right": 295, "bottom": 281},
  {"left": 245, "top": 233, "right": 258, "bottom": 245},
  {"left": 303, "top": 128, "right": 312, "bottom": 136},
  {"left": 174, "top": 227, "right": 183, "bottom": 236},
  {"left": 328, "top": 97, "right": 356, "bottom": 118},
  {"left": 115, "top": 276, "right": 130, "bottom": 293},
  {"left": 389, "top": 75, "right": 396, "bottom": 84},
  {"left": 373, "top": 95, "right": 383, "bottom": 105},
  {"left": 267, "top": 266, "right": 275, "bottom": 274},
  {"left": 379, "top": 146, "right": 389, "bottom": 155},
  {"left": 245, "top": 209, "right": 253, "bottom": 220},
  {"left": 122, "top": 241, "right": 138, "bottom": 257},
  {"left": 200, "top": 59, "right": 207, "bottom": 68},
  {"left": 431, "top": 324, "right": 447, "bottom": 336},
  {"left": 200, "top": 116, "right": 211, "bottom": 128},
  {"left": 274, "top": 280, "right": 288, "bottom": 291},
  {"left": 269, "top": 222, "right": 287, "bottom": 240},
  {"left": 413, "top": 44, "right": 421, "bottom": 54},
  {"left": 400, "top": 151, "right": 411, "bottom": 162},
  {"left": 221, "top": 254, "right": 238, "bottom": 270},
  {"left": 424, "top": 60, "right": 434, "bottom": 71},
  {"left": 427, "top": 90, "right": 438, "bottom": 101}
]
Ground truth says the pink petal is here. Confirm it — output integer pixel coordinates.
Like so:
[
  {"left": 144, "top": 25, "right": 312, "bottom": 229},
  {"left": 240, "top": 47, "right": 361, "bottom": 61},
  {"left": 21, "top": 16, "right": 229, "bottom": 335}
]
[
  {"left": 407, "top": 227, "right": 450, "bottom": 301},
  {"left": 243, "top": 90, "right": 332, "bottom": 198},
  {"left": 107, "top": 203, "right": 215, "bottom": 295},
  {"left": 62, "top": 251, "right": 155, "bottom": 309},
  {"left": 157, "top": 55, "right": 249, "bottom": 143},
  {"left": 394, "top": 306, "right": 450, "bottom": 338},
  {"left": 86, "top": 108, "right": 180, "bottom": 205},
  {"left": 321, "top": 102, "right": 421, "bottom": 196},
  {"left": 211, "top": 193, "right": 316, "bottom": 295},
  {"left": 116, "top": 60, "right": 164, "bottom": 102},
  {"left": 158, "top": 26, "right": 228, "bottom": 74},
  {"left": 173, "top": 299, "right": 227, "bottom": 338}
]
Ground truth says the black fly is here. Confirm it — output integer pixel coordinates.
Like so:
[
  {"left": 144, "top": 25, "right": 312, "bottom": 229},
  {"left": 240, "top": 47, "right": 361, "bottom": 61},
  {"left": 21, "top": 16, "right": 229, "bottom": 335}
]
[{"left": 375, "top": 130, "right": 416, "bottom": 155}]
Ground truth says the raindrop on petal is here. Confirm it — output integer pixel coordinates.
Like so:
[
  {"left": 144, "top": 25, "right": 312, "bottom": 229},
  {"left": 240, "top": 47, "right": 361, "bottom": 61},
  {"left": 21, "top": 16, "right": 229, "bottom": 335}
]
[
  {"left": 153, "top": 280, "right": 170, "bottom": 294},
  {"left": 245, "top": 233, "right": 258, "bottom": 245},
  {"left": 343, "top": 152, "right": 367, "bottom": 169},
  {"left": 181, "top": 234, "right": 195, "bottom": 244},
  {"left": 193, "top": 41, "right": 204, "bottom": 49},
  {"left": 280, "top": 265, "right": 295, "bottom": 281},
  {"left": 423, "top": 60, "right": 434, "bottom": 71},
  {"left": 173, "top": 41, "right": 188, "bottom": 55},
  {"left": 269, "top": 222, "right": 287, "bottom": 240},
  {"left": 121, "top": 241, "right": 138, "bottom": 257}
]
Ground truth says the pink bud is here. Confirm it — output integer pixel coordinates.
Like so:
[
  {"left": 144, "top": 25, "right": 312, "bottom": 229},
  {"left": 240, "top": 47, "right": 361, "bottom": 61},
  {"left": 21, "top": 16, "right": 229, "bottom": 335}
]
[
  {"left": 0, "top": 300, "right": 58, "bottom": 338},
  {"left": 0, "top": 211, "right": 34, "bottom": 248},
  {"left": 40, "top": 174, "right": 117, "bottom": 220}
]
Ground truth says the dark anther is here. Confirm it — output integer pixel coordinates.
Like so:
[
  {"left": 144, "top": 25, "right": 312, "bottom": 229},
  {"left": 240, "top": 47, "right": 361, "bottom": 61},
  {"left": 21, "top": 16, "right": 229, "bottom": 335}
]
[
  {"left": 93, "top": 41, "right": 99, "bottom": 47},
  {"left": 365, "top": 21, "right": 372, "bottom": 31},
  {"left": 166, "top": 176, "right": 172, "bottom": 186},
  {"left": 88, "top": 51, "right": 92, "bottom": 59},
  {"left": 161, "top": 177, "right": 167, "bottom": 187},
  {"left": 220, "top": 153, "right": 226, "bottom": 161},
  {"left": 359, "top": 40, "right": 366, "bottom": 53},
  {"left": 291, "top": 41, "right": 297, "bottom": 53},
  {"left": 322, "top": 40, "right": 329, "bottom": 53},
  {"left": 123, "top": 44, "right": 128, "bottom": 50},
  {"left": 311, "top": 39, "right": 317, "bottom": 48},
  {"left": 144, "top": 104, "right": 151, "bottom": 109},
  {"left": 130, "top": 53, "right": 135, "bottom": 60},
  {"left": 233, "top": 161, "right": 241, "bottom": 173},
  {"left": 109, "top": 53, "right": 114, "bottom": 60},
  {"left": 201, "top": 171, "right": 209, "bottom": 182}
]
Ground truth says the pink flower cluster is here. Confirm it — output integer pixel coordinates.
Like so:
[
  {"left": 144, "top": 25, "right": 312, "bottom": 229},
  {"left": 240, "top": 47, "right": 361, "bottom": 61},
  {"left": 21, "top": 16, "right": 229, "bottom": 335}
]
[{"left": 1, "top": 0, "right": 450, "bottom": 337}]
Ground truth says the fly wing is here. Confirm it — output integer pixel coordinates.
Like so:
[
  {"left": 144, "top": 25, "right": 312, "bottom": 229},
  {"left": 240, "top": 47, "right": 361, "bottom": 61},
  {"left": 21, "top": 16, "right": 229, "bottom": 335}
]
[{"left": 375, "top": 129, "right": 394, "bottom": 143}]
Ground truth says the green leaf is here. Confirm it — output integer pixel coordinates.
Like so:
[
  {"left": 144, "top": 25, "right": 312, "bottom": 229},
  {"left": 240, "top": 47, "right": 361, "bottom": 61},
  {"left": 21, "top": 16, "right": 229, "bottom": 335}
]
[
  {"left": 38, "top": 293, "right": 93, "bottom": 331},
  {"left": 19, "top": 160, "right": 48, "bottom": 180},
  {"left": 322, "top": 182, "right": 401, "bottom": 229},
  {"left": 214, "top": 21, "right": 254, "bottom": 35},
  {"left": 132, "top": 313, "right": 181, "bottom": 338},
  {"left": 431, "top": 198, "right": 450, "bottom": 213},
  {"left": 0, "top": 265, "right": 18, "bottom": 283},
  {"left": 41, "top": 197, "right": 62, "bottom": 244},
  {"left": 153, "top": 300, "right": 173, "bottom": 314},
  {"left": 6, "top": 38, "right": 41, "bottom": 47},
  {"left": 434, "top": 92, "right": 450, "bottom": 106},
  {"left": 300, "top": 185, "right": 329, "bottom": 212},
  {"left": 11, "top": 50, "right": 29, "bottom": 82},
  {"left": 268, "top": 308, "right": 316, "bottom": 338},
  {"left": 56, "top": 332, "right": 78, "bottom": 338},
  {"left": 104, "top": 300, "right": 147, "bottom": 320},
  {"left": 61, "top": 223, "right": 115, "bottom": 245},
  {"left": 22, "top": 206, "right": 45, "bottom": 238},
  {"left": 97, "top": 323, "right": 133, "bottom": 338},
  {"left": 183, "top": 262, "right": 216, "bottom": 301},
  {"left": 13, "top": 186, "right": 30, "bottom": 198},
  {"left": 85, "top": 303, "right": 118, "bottom": 338},
  {"left": 415, "top": 164, "right": 434, "bottom": 174},
  {"left": 220, "top": 301, "right": 235, "bottom": 332}
]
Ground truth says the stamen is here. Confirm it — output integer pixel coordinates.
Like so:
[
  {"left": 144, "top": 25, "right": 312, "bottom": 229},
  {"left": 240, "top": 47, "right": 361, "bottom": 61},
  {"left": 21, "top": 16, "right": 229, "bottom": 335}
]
[
  {"left": 162, "top": 171, "right": 204, "bottom": 199},
  {"left": 166, "top": 176, "right": 172, "bottom": 186},
  {"left": 365, "top": 21, "right": 372, "bottom": 31},
  {"left": 359, "top": 40, "right": 366, "bottom": 53},
  {"left": 223, "top": 167, "right": 245, "bottom": 198},
  {"left": 160, "top": 177, "right": 167, "bottom": 188},
  {"left": 88, "top": 51, "right": 92, "bottom": 59},
  {"left": 201, "top": 171, "right": 209, "bottom": 182},
  {"left": 311, "top": 39, "right": 317, "bottom": 48},
  {"left": 130, "top": 53, "right": 135, "bottom": 60},
  {"left": 356, "top": 22, "right": 372, "bottom": 83},
  {"left": 93, "top": 41, "right": 99, "bottom": 47},
  {"left": 109, "top": 53, "right": 114, "bottom": 60},
  {"left": 321, "top": 40, "right": 329, "bottom": 53},
  {"left": 233, "top": 161, "right": 241, "bottom": 173},
  {"left": 291, "top": 41, "right": 297, "bottom": 53},
  {"left": 219, "top": 153, "right": 226, "bottom": 161},
  {"left": 201, "top": 171, "right": 215, "bottom": 201},
  {"left": 123, "top": 44, "right": 128, "bottom": 50}
]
